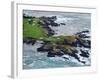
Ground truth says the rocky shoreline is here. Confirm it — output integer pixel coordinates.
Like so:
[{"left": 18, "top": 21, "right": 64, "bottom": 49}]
[{"left": 23, "top": 15, "right": 91, "bottom": 67}]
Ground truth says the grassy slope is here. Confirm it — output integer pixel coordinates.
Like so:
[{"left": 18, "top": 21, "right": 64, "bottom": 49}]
[
  {"left": 23, "top": 18, "right": 77, "bottom": 44},
  {"left": 23, "top": 18, "right": 48, "bottom": 39}
]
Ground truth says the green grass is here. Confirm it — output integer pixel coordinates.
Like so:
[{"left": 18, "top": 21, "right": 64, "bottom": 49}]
[
  {"left": 23, "top": 18, "right": 48, "bottom": 39},
  {"left": 44, "top": 36, "right": 64, "bottom": 43},
  {"left": 23, "top": 17, "right": 77, "bottom": 44}
]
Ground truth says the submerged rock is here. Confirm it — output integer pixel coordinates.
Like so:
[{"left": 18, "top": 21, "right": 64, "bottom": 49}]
[{"left": 24, "top": 59, "right": 33, "bottom": 65}]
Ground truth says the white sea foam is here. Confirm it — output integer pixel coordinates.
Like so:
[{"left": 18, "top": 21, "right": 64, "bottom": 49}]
[{"left": 49, "top": 16, "right": 90, "bottom": 36}]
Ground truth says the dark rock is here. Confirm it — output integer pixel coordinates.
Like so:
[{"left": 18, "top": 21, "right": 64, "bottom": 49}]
[
  {"left": 76, "top": 30, "right": 89, "bottom": 35},
  {"left": 71, "top": 40, "right": 78, "bottom": 47},
  {"left": 37, "top": 46, "right": 52, "bottom": 52},
  {"left": 61, "top": 47, "right": 86, "bottom": 64},
  {"left": 71, "top": 48, "right": 78, "bottom": 53},
  {"left": 80, "top": 40, "right": 91, "bottom": 48},
  {"left": 44, "top": 41, "right": 51, "bottom": 43},
  {"left": 40, "top": 16, "right": 59, "bottom": 27},
  {"left": 63, "top": 39, "right": 68, "bottom": 44},
  {"left": 76, "top": 37, "right": 91, "bottom": 48},
  {"left": 80, "top": 49, "right": 89, "bottom": 58},
  {"left": 61, "top": 47, "right": 78, "bottom": 57},
  {"left": 37, "top": 43, "right": 53, "bottom": 52},
  {"left": 75, "top": 30, "right": 91, "bottom": 48},
  {"left": 39, "top": 16, "right": 63, "bottom": 36},
  {"left": 62, "top": 56, "right": 69, "bottom": 60},
  {"left": 56, "top": 51, "right": 64, "bottom": 56},
  {"left": 78, "top": 34, "right": 90, "bottom": 38},
  {"left": 63, "top": 49, "right": 80, "bottom": 62},
  {"left": 80, "top": 61, "right": 86, "bottom": 64},
  {"left": 47, "top": 50, "right": 64, "bottom": 57},
  {"left": 47, "top": 51, "right": 56, "bottom": 57},
  {"left": 23, "top": 37, "right": 36, "bottom": 45},
  {"left": 82, "top": 30, "right": 89, "bottom": 33},
  {"left": 51, "top": 16, "right": 57, "bottom": 21},
  {"left": 50, "top": 22, "right": 60, "bottom": 26},
  {"left": 63, "top": 38, "right": 79, "bottom": 47},
  {"left": 41, "top": 22, "right": 55, "bottom": 36}
]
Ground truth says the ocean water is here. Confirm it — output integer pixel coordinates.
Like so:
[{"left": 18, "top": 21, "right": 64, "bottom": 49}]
[
  {"left": 23, "top": 42, "right": 91, "bottom": 69},
  {"left": 23, "top": 42, "right": 86, "bottom": 69},
  {"left": 50, "top": 15, "right": 90, "bottom": 36},
  {"left": 23, "top": 12, "right": 91, "bottom": 69}
]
